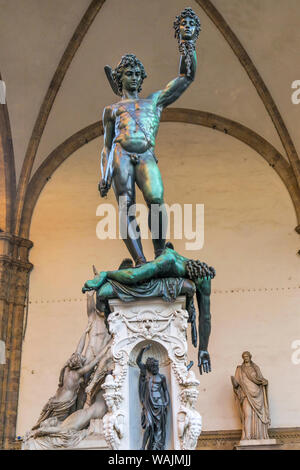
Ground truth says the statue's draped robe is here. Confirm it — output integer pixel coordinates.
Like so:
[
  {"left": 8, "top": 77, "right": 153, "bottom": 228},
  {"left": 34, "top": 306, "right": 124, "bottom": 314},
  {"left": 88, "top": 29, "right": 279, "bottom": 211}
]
[
  {"left": 98, "top": 276, "right": 195, "bottom": 319},
  {"left": 138, "top": 370, "right": 169, "bottom": 450},
  {"left": 106, "top": 277, "right": 184, "bottom": 303},
  {"left": 234, "top": 363, "right": 270, "bottom": 440},
  {"left": 32, "top": 390, "right": 78, "bottom": 430},
  {"left": 23, "top": 425, "right": 88, "bottom": 450}
]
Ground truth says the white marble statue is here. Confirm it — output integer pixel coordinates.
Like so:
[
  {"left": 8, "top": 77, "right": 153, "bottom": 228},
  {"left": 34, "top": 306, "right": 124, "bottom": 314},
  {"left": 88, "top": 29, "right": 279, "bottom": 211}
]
[
  {"left": 102, "top": 374, "right": 125, "bottom": 450},
  {"left": 23, "top": 289, "right": 113, "bottom": 450},
  {"left": 177, "top": 370, "right": 202, "bottom": 450},
  {"left": 231, "top": 351, "right": 271, "bottom": 441}
]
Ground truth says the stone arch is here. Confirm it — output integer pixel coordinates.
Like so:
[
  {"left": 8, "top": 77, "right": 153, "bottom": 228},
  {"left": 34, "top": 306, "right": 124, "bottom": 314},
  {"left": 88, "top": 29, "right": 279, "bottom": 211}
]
[
  {"left": 14, "top": 0, "right": 107, "bottom": 234},
  {"left": 0, "top": 73, "right": 16, "bottom": 233},
  {"left": 195, "top": 0, "right": 300, "bottom": 185}
]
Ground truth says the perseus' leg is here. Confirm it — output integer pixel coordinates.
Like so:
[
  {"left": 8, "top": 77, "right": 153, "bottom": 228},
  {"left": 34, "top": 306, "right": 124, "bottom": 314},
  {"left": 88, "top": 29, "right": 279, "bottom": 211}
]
[
  {"left": 135, "top": 154, "right": 167, "bottom": 258},
  {"left": 112, "top": 150, "right": 146, "bottom": 266}
]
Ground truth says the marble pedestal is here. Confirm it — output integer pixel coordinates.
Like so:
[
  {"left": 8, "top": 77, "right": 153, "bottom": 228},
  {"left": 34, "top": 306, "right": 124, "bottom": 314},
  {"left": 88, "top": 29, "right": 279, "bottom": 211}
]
[
  {"left": 235, "top": 439, "right": 279, "bottom": 450},
  {"left": 22, "top": 418, "right": 109, "bottom": 450},
  {"left": 73, "top": 433, "right": 108, "bottom": 450},
  {"left": 102, "top": 296, "right": 202, "bottom": 450},
  {"left": 22, "top": 296, "right": 201, "bottom": 451}
]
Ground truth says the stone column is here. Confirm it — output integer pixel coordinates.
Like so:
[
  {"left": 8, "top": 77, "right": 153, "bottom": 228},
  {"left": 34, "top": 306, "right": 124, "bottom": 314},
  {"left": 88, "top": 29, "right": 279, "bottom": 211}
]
[
  {"left": 103, "top": 296, "right": 201, "bottom": 450},
  {"left": 0, "top": 232, "right": 33, "bottom": 449}
]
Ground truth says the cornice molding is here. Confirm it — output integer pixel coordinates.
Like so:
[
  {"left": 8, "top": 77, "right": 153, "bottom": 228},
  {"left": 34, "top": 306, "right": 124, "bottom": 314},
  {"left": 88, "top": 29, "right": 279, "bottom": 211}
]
[{"left": 197, "top": 427, "right": 300, "bottom": 449}]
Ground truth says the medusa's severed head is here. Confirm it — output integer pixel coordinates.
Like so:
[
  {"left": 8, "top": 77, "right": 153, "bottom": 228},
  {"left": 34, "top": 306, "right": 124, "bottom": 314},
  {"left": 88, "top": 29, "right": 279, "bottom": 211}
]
[
  {"left": 112, "top": 54, "right": 147, "bottom": 95},
  {"left": 173, "top": 7, "right": 201, "bottom": 43}
]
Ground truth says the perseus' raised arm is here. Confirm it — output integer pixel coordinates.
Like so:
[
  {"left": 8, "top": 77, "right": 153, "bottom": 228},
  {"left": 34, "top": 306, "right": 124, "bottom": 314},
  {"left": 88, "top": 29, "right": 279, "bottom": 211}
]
[
  {"left": 154, "top": 50, "right": 197, "bottom": 109},
  {"left": 179, "top": 47, "right": 197, "bottom": 81},
  {"left": 151, "top": 8, "right": 201, "bottom": 109}
]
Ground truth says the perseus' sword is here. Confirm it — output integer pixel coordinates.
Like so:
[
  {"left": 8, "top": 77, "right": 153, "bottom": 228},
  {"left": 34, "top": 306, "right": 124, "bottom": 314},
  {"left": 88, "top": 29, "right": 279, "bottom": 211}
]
[
  {"left": 104, "top": 65, "right": 121, "bottom": 97},
  {"left": 101, "top": 146, "right": 114, "bottom": 189},
  {"left": 100, "top": 66, "right": 121, "bottom": 191}
]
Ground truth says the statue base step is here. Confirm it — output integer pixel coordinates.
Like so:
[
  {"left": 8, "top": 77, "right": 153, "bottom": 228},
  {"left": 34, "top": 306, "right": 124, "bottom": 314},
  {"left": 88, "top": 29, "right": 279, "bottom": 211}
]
[
  {"left": 71, "top": 433, "right": 108, "bottom": 450},
  {"left": 22, "top": 433, "right": 109, "bottom": 451},
  {"left": 235, "top": 439, "right": 279, "bottom": 450}
]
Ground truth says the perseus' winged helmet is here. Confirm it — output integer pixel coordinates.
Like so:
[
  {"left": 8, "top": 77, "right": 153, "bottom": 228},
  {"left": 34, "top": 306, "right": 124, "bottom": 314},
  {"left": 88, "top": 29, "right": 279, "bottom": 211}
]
[
  {"left": 104, "top": 54, "right": 147, "bottom": 96},
  {"left": 104, "top": 65, "right": 121, "bottom": 96}
]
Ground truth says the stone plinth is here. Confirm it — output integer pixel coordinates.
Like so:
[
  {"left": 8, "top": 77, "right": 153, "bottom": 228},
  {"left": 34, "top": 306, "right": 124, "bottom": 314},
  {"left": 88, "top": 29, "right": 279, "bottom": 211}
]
[
  {"left": 73, "top": 433, "right": 108, "bottom": 450},
  {"left": 235, "top": 439, "right": 279, "bottom": 450},
  {"left": 103, "top": 296, "right": 201, "bottom": 450}
]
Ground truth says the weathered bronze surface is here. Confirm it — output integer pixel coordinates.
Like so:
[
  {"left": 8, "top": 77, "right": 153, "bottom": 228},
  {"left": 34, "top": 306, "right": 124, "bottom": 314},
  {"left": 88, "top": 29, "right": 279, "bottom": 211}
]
[
  {"left": 83, "top": 246, "right": 215, "bottom": 374},
  {"left": 84, "top": 8, "right": 212, "bottom": 385},
  {"left": 99, "top": 8, "right": 200, "bottom": 265}
]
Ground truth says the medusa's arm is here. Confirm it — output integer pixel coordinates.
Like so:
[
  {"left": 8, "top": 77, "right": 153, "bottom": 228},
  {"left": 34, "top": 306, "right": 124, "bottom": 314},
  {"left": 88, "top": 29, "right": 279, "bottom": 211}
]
[{"left": 196, "top": 279, "right": 212, "bottom": 374}]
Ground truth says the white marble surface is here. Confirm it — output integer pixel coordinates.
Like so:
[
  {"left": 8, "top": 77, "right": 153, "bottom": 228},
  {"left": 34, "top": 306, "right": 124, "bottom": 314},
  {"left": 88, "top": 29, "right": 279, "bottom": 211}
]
[{"left": 104, "top": 296, "right": 201, "bottom": 450}]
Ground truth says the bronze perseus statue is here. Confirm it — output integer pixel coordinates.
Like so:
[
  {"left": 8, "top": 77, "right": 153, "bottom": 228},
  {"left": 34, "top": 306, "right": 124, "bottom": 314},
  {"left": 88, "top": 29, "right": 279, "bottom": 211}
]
[{"left": 100, "top": 8, "right": 201, "bottom": 266}]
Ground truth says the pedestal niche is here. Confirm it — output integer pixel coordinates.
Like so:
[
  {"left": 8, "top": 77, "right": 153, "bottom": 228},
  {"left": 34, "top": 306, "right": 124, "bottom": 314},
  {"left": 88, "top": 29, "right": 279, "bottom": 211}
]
[{"left": 103, "top": 296, "right": 202, "bottom": 451}]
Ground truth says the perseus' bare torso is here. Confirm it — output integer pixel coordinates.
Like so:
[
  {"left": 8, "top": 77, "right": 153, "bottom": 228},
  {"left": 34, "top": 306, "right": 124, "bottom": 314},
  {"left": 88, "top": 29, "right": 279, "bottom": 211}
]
[{"left": 110, "top": 96, "right": 162, "bottom": 154}]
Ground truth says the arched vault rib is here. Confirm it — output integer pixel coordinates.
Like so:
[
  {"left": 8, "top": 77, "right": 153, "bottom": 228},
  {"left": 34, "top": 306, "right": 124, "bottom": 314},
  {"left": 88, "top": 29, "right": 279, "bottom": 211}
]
[
  {"left": 0, "top": 72, "right": 16, "bottom": 233},
  {"left": 194, "top": 0, "right": 300, "bottom": 186},
  {"left": 14, "top": 0, "right": 107, "bottom": 236},
  {"left": 19, "top": 108, "right": 300, "bottom": 239}
]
